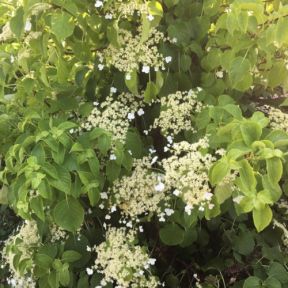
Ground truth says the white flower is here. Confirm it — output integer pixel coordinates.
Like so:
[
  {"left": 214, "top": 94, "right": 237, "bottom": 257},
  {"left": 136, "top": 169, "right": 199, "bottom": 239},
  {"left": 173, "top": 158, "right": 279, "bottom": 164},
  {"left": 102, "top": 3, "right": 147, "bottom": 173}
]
[
  {"left": 125, "top": 73, "right": 131, "bottom": 80},
  {"left": 199, "top": 206, "right": 205, "bottom": 212},
  {"left": 101, "top": 279, "right": 107, "bottom": 286},
  {"left": 147, "top": 14, "right": 154, "bottom": 21},
  {"left": 165, "top": 56, "right": 172, "bottom": 63},
  {"left": 105, "top": 13, "right": 113, "bottom": 19},
  {"left": 86, "top": 267, "right": 94, "bottom": 275},
  {"left": 159, "top": 215, "right": 165, "bottom": 222},
  {"left": 142, "top": 65, "right": 150, "bottom": 74},
  {"left": 110, "top": 205, "right": 117, "bottom": 213},
  {"left": 204, "top": 192, "right": 213, "bottom": 201},
  {"left": 151, "top": 156, "right": 158, "bottom": 165},
  {"left": 154, "top": 67, "right": 159, "bottom": 72},
  {"left": 208, "top": 203, "right": 215, "bottom": 210},
  {"left": 100, "top": 192, "right": 108, "bottom": 199},
  {"left": 95, "top": 0, "right": 103, "bottom": 8},
  {"left": 185, "top": 204, "right": 192, "bottom": 215},
  {"left": 137, "top": 108, "right": 145, "bottom": 116},
  {"left": 69, "top": 129, "right": 74, "bottom": 134},
  {"left": 143, "top": 130, "right": 148, "bottom": 135},
  {"left": 24, "top": 20, "right": 32, "bottom": 32},
  {"left": 110, "top": 86, "right": 117, "bottom": 93},
  {"left": 87, "top": 246, "right": 92, "bottom": 252},
  {"left": 99, "top": 203, "right": 105, "bottom": 209},
  {"left": 10, "top": 55, "right": 15, "bottom": 63},
  {"left": 247, "top": 10, "right": 254, "bottom": 16},
  {"left": 167, "top": 135, "right": 173, "bottom": 144},
  {"left": 148, "top": 258, "right": 156, "bottom": 265},
  {"left": 138, "top": 270, "right": 144, "bottom": 275},
  {"left": 233, "top": 195, "right": 244, "bottom": 204},
  {"left": 109, "top": 154, "right": 117, "bottom": 160},
  {"left": 173, "top": 189, "right": 181, "bottom": 196},
  {"left": 164, "top": 146, "right": 169, "bottom": 152},
  {"left": 215, "top": 71, "right": 224, "bottom": 78},
  {"left": 139, "top": 226, "right": 144, "bottom": 232},
  {"left": 98, "top": 64, "right": 104, "bottom": 70},
  {"left": 93, "top": 101, "right": 99, "bottom": 106},
  {"left": 149, "top": 148, "right": 156, "bottom": 154},
  {"left": 127, "top": 112, "right": 135, "bottom": 120},
  {"left": 164, "top": 208, "right": 174, "bottom": 216},
  {"left": 126, "top": 221, "right": 133, "bottom": 228},
  {"left": 172, "top": 37, "right": 177, "bottom": 43},
  {"left": 105, "top": 214, "right": 111, "bottom": 220},
  {"left": 155, "top": 182, "right": 165, "bottom": 192}
]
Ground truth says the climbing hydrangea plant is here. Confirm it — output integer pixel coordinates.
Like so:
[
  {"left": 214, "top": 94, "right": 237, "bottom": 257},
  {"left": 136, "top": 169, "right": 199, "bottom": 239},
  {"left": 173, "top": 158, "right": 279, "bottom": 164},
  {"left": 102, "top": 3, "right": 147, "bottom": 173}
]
[{"left": 1, "top": 0, "right": 288, "bottom": 287}]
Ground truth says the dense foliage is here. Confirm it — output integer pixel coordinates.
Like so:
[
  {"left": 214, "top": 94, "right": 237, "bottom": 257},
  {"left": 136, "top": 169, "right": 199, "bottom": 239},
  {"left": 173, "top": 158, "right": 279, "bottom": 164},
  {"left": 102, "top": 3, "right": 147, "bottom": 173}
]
[{"left": 1, "top": 0, "right": 288, "bottom": 287}]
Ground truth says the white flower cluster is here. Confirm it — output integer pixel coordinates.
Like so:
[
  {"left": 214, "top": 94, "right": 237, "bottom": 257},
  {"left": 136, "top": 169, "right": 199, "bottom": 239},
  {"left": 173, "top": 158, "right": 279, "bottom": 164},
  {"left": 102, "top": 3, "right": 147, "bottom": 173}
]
[
  {"left": 259, "top": 105, "right": 288, "bottom": 132},
  {"left": 91, "top": 227, "right": 159, "bottom": 288},
  {"left": 100, "top": 0, "right": 149, "bottom": 19},
  {"left": 161, "top": 137, "right": 216, "bottom": 214},
  {"left": 81, "top": 93, "right": 143, "bottom": 143},
  {"left": 109, "top": 157, "right": 168, "bottom": 218},
  {"left": 98, "top": 27, "right": 166, "bottom": 73},
  {"left": 50, "top": 223, "right": 68, "bottom": 243},
  {"left": 151, "top": 90, "right": 204, "bottom": 136},
  {"left": 3, "top": 221, "right": 39, "bottom": 288}
]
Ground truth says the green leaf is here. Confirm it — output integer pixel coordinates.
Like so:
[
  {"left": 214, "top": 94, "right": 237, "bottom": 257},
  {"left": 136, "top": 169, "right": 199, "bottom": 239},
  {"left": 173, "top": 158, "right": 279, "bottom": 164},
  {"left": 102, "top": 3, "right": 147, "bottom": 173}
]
[
  {"left": 51, "top": 12, "right": 75, "bottom": 41},
  {"left": 53, "top": 198, "right": 84, "bottom": 232},
  {"left": 59, "top": 263, "right": 70, "bottom": 286},
  {"left": 237, "top": 159, "right": 257, "bottom": 195},
  {"left": 236, "top": 195, "right": 254, "bottom": 214},
  {"left": 58, "top": 121, "right": 77, "bottom": 131},
  {"left": 106, "top": 161, "right": 121, "bottom": 183},
  {"left": 163, "top": 0, "right": 179, "bottom": 8},
  {"left": 243, "top": 276, "right": 262, "bottom": 288},
  {"left": 35, "top": 253, "right": 53, "bottom": 268},
  {"left": 263, "top": 278, "right": 281, "bottom": 288},
  {"left": 266, "top": 157, "right": 283, "bottom": 183},
  {"left": 268, "top": 262, "right": 288, "bottom": 284},
  {"left": 268, "top": 62, "right": 287, "bottom": 88},
  {"left": 97, "top": 134, "right": 111, "bottom": 155},
  {"left": 252, "top": 205, "right": 272, "bottom": 232},
  {"left": 30, "top": 197, "right": 45, "bottom": 221},
  {"left": 159, "top": 223, "right": 185, "bottom": 246},
  {"left": 266, "top": 130, "right": 288, "bottom": 147},
  {"left": 238, "top": 11, "right": 249, "bottom": 33},
  {"left": 276, "top": 17, "right": 288, "bottom": 45},
  {"left": 62, "top": 250, "right": 82, "bottom": 263},
  {"left": 148, "top": 1, "right": 163, "bottom": 17},
  {"left": 240, "top": 121, "right": 262, "bottom": 146},
  {"left": 144, "top": 81, "right": 158, "bottom": 103},
  {"left": 233, "top": 231, "right": 255, "bottom": 256},
  {"left": 48, "top": 165, "right": 71, "bottom": 195},
  {"left": 229, "top": 57, "right": 252, "bottom": 91},
  {"left": 107, "top": 22, "right": 120, "bottom": 48},
  {"left": 215, "top": 183, "right": 233, "bottom": 204},
  {"left": 125, "top": 129, "right": 143, "bottom": 158},
  {"left": 87, "top": 187, "right": 100, "bottom": 206},
  {"left": 262, "top": 175, "right": 282, "bottom": 202},
  {"left": 209, "top": 159, "right": 230, "bottom": 186},
  {"left": 125, "top": 70, "right": 138, "bottom": 95},
  {"left": 10, "top": 7, "right": 24, "bottom": 38},
  {"left": 0, "top": 186, "right": 8, "bottom": 204}
]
